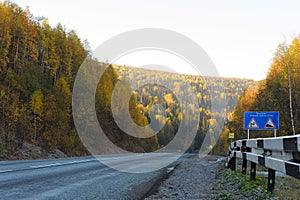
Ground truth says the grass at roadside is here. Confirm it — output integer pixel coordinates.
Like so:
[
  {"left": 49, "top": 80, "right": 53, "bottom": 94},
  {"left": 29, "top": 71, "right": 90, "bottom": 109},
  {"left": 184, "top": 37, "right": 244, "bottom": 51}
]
[
  {"left": 214, "top": 161, "right": 300, "bottom": 200},
  {"left": 214, "top": 165, "right": 272, "bottom": 200}
]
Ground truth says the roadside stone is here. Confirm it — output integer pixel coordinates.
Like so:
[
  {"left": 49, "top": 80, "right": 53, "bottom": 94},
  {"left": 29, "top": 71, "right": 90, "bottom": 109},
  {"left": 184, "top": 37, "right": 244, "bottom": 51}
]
[{"left": 2, "top": 142, "right": 67, "bottom": 161}]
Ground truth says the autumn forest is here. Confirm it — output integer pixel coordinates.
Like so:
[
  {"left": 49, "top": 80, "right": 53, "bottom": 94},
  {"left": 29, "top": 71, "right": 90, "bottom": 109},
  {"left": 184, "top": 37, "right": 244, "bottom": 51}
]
[{"left": 1, "top": 1, "right": 300, "bottom": 159}]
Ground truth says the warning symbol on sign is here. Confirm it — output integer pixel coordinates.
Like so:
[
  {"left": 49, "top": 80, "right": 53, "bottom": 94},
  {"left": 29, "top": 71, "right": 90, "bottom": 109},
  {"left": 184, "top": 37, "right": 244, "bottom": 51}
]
[
  {"left": 264, "top": 118, "right": 275, "bottom": 128},
  {"left": 248, "top": 118, "right": 259, "bottom": 128}
]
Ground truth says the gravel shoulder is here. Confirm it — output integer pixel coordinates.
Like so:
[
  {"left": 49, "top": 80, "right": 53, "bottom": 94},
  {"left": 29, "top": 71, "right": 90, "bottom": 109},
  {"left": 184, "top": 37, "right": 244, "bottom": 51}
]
[
  {"left": 145, "top": 155, "right": 224, "bottom": 199},
  {"left": 145, "top": 155, "right": 300, "bottom": 200}
]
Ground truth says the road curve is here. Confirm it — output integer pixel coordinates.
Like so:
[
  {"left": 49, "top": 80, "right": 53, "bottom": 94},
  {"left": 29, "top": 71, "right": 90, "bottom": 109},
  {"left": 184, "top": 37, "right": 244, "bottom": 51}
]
[{"left": 0, "top": 153, "right": 189, "bottom": 200}]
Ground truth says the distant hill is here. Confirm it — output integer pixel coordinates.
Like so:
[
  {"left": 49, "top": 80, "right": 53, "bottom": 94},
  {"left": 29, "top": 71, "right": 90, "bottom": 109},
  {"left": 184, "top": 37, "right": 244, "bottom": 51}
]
[{"left": 112, "top": 65, "right": 255, "bottom": 152}]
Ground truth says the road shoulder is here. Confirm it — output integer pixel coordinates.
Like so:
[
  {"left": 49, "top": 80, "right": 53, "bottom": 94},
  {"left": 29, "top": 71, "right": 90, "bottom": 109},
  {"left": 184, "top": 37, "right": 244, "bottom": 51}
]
[{"left": 145, "top": 155, "right": 224, "bottom": 199}]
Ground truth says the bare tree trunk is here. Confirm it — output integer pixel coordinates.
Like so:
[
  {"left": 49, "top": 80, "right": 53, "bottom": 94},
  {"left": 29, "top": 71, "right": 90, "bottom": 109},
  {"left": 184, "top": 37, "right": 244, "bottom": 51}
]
[
  {"left": 33, "top": 112, "right": 37, "bottom": 144},
  {"left": 13, "top": 38, "right": 19, "bottom": 70},
  {"left": 281, "top": 43, "right": 296, "bottom": 136},
  {"left": 288, "top": 68, "right": 296, "bottom": 135}
]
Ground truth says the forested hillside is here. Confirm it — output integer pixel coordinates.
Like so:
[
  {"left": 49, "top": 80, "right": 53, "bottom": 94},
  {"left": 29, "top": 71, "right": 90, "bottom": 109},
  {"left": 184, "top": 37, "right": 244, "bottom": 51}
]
[
  {"left": 0, "top": 1, "right": 255, "bottom": 159},
  {"left": 113, "top": 65, "right": 255, "bottom": 152},
  {"left": 0, "top": 2, "right": 161, "bottom": 158},
  {"left": 215, "top": 36, "right": 300, "bottom": 155},
  {"left": 0, "top": 1, "right": 89, "bottom": 157}
]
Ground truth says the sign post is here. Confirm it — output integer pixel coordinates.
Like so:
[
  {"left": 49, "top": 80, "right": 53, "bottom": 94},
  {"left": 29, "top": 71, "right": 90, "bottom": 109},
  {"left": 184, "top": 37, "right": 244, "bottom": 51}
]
[{"left": 244, "top": 112, "right": 279, "bottom": 138}]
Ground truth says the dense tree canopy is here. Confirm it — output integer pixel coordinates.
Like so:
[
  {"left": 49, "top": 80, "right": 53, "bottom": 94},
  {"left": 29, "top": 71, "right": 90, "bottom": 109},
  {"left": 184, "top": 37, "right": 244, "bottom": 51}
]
[
  {"left": 0, "top": 1, "right": 88, "bottom": 156},
  {"left": 113, "top": 65, "right": 254, "bottom": 152}
]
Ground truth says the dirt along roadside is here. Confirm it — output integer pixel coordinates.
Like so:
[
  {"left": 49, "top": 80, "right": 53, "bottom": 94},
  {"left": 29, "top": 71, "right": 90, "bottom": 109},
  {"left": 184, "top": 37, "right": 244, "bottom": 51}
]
[{"left": 145, "top": 155, "right": 225, "bottom": 199}]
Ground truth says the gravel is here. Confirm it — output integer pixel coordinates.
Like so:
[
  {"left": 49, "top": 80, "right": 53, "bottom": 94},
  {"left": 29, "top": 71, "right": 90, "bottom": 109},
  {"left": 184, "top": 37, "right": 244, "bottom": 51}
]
[{"left": 146, "top": 155, "right": 224, "bottom": 199}]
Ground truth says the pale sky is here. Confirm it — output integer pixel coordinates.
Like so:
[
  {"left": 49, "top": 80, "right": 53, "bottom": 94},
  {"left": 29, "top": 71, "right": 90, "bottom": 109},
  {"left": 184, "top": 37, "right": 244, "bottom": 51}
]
[{"left": 13, "top": 0, "right": 300, "bottom": 80}]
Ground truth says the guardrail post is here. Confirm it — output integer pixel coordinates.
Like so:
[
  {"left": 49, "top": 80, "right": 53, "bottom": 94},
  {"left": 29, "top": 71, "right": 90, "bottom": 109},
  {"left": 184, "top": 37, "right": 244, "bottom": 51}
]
[
  {"left": 267, "top": 168, "right": 276, "bottom": 192},
  {"left": 250, "top": 162, "right": 256, "bottom": 180},
  {"left": 230, "top": 157, "right": 236, "bottom": 170},
  {"left": 242, "top": 158, "right": 247, "bottom": 174}
]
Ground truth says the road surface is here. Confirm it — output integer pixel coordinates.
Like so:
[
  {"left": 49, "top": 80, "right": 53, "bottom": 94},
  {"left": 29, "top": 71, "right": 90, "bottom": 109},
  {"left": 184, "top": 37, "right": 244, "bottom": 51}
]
[{"left": 0, "top": 153, "right": 185, "bottom": 200}]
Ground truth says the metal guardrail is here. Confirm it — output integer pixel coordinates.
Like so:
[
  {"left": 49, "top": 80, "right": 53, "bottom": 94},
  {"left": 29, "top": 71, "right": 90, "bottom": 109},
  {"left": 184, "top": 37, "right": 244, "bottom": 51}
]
[{"left": 226, "top": 135, "right": 300, "bottom": 192}]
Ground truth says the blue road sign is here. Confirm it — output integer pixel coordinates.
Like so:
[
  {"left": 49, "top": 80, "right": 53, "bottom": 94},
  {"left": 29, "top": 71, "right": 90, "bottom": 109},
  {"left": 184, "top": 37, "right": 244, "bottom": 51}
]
[{"left": 244, "top": 111, "right": 279, "bottom": 130}]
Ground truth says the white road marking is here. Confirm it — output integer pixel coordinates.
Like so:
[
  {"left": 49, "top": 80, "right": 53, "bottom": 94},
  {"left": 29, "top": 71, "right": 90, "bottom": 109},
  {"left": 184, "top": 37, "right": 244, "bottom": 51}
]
[
  {"left": 30, "top": 159, "right": 95, "bottom": 169},
  {"left": 0, "top": 169, "right": 13, "bottom": 173}
]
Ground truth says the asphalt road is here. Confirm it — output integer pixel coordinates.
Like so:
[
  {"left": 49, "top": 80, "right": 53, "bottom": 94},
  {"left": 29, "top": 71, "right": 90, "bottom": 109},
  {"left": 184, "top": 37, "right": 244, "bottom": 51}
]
[{"left": 0, "top": 153, "right": 185, "bottom": 200}]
